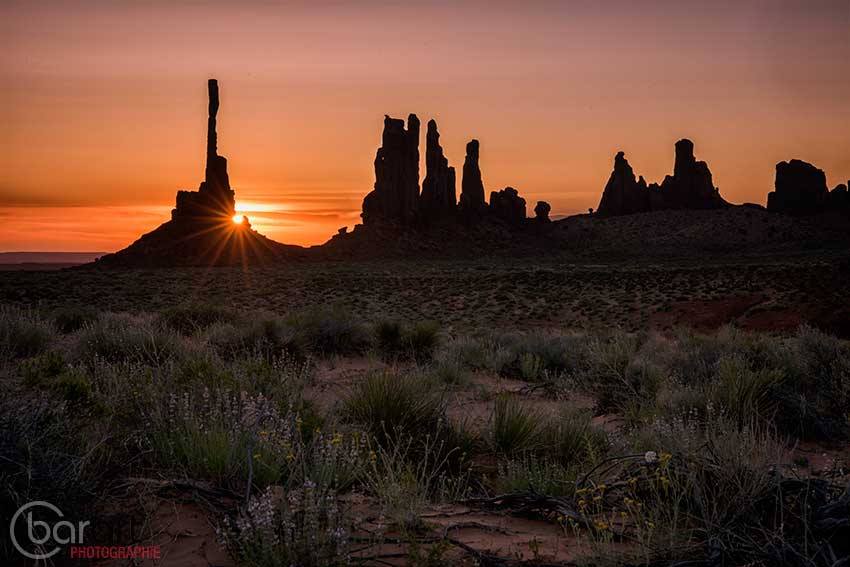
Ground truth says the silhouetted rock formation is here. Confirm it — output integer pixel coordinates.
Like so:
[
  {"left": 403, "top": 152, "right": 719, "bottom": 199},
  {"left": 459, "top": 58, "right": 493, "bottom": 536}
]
[
  {"left": 362, "top": 114, "right": 421, "bottom": 225},
  {"left": 767, "top": 160, "right": 829, "bottom": 215},
  {"left": 597, "top": 139, "right": 727, "bottom": 217},
  {"left": 829, "top": 183, "right": 849, "bottom": 211},
  {"left": 419, "top": 119, "right": 457, "bottom": 220},
  {"left": 534, "top": 201, "right": 551, "bottom": 222},
  {"left": 96, "top": 79, "right": 299, "bottom": 267},
  {"left": 658, "top": 139, "right": 725, "bottom": 210},
  {"left": 172, "top": 80, "right": 236, "bottom": 221},
  {"left": 489, "top": 187, "right": 526, "bottom": 226},
  {"left": 597, "top": 152, "right": 649, "bottom": 216},
  {"left": 459, "top": 140, "right": 486, "bottom": 217}
]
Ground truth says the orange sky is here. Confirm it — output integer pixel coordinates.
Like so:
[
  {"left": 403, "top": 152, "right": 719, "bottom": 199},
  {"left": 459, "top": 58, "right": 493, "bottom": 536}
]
[{"left": 1, "top": 0, "right": 848, "bottom": 251}]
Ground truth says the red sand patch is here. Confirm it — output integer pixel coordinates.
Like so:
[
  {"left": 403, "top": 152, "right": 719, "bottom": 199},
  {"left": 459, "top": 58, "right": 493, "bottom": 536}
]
[{"left": 651, "top": 294, "right": 765, "bottom": 331}]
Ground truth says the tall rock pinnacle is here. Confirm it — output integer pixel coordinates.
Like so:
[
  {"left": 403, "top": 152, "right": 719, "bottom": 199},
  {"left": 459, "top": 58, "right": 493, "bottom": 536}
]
[
  {"left": 361, "top": 114, "right": 421, "bottom": 225},
  {"left": 172, "top": 78, "right": 236, "bottom": 220},
  {"left": 459, "top": 139, "right": 486, "bottom": 216},
  {"left": 420, "top": 119, "right": 457, "bottom": 220}
]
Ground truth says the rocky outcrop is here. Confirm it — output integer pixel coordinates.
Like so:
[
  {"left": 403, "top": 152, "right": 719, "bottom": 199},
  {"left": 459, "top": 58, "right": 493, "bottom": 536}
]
[
  {"left": 361, "top": 114, "right": 421, "bottom": 225},
  {"left": 534, "top": 201, "right": 551, "bottom": 222},
  {"left": 597, "top": 152, "right": 650, "bottom": 216},
  {"left": 596, "top": 139, "right": 727, "bottom": 216},
  {"left": 767, "top": 160, "right": 829, "bottom": 215},
  {"left": 489, "top": 187, "right": 526, "bottom": 226},
  {"left": 172, "top": 79, "right": 236, "bottom": 221},
  {"left": 419, "top": 119, "right": 456, "bottom": 220},
  {"left": 459, "top": 139, "right": 486, "bottom": 216},
  {"left": 829, "top": 183, "right": 849, "bottom": 211},
  {"left": 657, "top": 139, "right": 726, "bottom": 210}
]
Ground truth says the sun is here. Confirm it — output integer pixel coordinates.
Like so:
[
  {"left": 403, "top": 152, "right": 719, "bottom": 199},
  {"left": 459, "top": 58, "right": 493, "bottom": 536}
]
[{"left": 232, "top": 213, "right": 244, "bottom": 224}]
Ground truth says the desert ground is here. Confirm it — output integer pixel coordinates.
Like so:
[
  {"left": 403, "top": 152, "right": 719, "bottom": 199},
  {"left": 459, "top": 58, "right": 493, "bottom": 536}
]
[{"left": 2, "top": 232, "right": 849, "bottom": 566}]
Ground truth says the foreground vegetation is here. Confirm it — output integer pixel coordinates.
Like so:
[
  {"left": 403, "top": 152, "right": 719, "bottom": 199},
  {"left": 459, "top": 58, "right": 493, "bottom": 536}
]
[{"left": 1, "top": 303, "right": 849, "bottom": 565}]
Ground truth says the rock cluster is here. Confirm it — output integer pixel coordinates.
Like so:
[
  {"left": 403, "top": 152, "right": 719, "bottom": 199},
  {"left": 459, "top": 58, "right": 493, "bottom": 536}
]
[
  {"left": 766, "top": 160, "right": 850, "bottom": 215},
  {"left": 361, "top": 115, "right": 421, "bottom": 224},
  {"left": 419, "top": 119, "right": 457, "bottom": 220},
  {"left": 489, "top": 187, "right": 526, "bottom": 226},
  {"left": 359, "top": 119, "right": 547, "bottom": 229},
  {"left": 172, "top": 79, "right": 236, "bottom": 221},
  {"left": 597, "top": 139, "right": 727, "bottom": 216}
]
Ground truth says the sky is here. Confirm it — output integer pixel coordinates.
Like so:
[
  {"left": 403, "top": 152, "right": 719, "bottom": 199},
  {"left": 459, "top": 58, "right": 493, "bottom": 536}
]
[{"left": 1, "top": 0, "right": 848, "bottom": 251}]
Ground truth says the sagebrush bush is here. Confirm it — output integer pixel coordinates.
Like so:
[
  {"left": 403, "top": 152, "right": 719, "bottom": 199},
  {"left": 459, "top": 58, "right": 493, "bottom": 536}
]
[
  {"left": 206, "top": 317, "right": 303, "bottom": 360},
  {"left": 52, "top": 305, "right": 98, "bottom": 333},
  {"left": 374, "top": 319, "right": 441, "bottom": 361},
  {"left": 160, "top": 303, "right": 239, "bottom": 335},
  {"left": 541, "top": 407, "right": 608, "bottom": 467},
  {"left": 287, "top": 307, "right": 370, "bottom": 356},
  {"left": 495, "top": 456, "right": 576, "bottom": 496},
  {"left": 0, "top": 306, "right": 55, "bottom": 359},
  {"left": 73, "top": 312, "right": 186, "bottom": 366}
]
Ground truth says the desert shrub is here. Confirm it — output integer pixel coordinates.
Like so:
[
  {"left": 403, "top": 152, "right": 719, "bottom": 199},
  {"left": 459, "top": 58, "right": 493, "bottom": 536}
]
[
  {"left": 490, "top": 395, "right": 544, "bottom": 454},
  {"left": 0, "top": 396, "right": 108, "bottom": 559},
  {"left": 0, "top": 306, "right": 55, "bottom": 359},
  {"left": 73, "top": 313, "right": 186, "bottom": 366},
  {"left": 147, "top": 388, "right": 367, "bottom": 491},
  {"left": 175, "top": 351, "right": 236, "bottom": 389},
  {"left": 364, "top": 435, "right": 471, "bottom": 530},
  {"left": 495, "top": 456, "right": 576, "bottom": 497},
  {"left": 52, "top": 305, "right": 99, "bottom": 333},
  {"left": 206, "top": 317, "right": 303, "bottom": 360},
  {"left": 427, "top": 351, "right": 471, "bottom": 385},
  {"left": 783, "top": 325, "right": 850, "bottom": 439},
  {"left": 575, "top": 332, "right": 665, "bottom": 417},
  {"left": 375, "top": 318, "right": 404, "bottom": 355},
  {"left": 710, "top": 354, "right": 785, "bottom": 425},
  {"left": 287, "top": 307, "right": 370, "bottom": 356},
  {"left": 541, "top": 407, "right": 609, "bottom": 467},
  {"left": 441, "top": 335, "right": 512, "bottom": 372},
  {"left": 53, "top": 368, "right": 94, "bottom": 403},
  {"left": 20, "top": 350, "right": 67, "bottom": 385},
  {"left": 405, "top": 320, "right": 441, "bottom": 361},
  {"left": 219, "top": 483, "right": 351, "bottom": 567},
  {"left": 374, "top": 319, "right": 441, "bottom": 361},
  {"left": 498, "top": 331, "right": 591, "bottom": 380},
  {"left": 229, "top": 353, "right": 314, "bottom": 401},
  {"left": 160, "top": 303, "right": 238, "bottom": 335},
  {"left": 343, "top": 372, "right": 445, "bottom": 449}
]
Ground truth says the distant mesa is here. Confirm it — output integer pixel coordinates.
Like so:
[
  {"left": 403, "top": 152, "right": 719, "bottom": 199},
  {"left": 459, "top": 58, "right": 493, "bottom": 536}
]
[
  {"left": 596, "top": 139, "right": 728, "bottom": 217},
  {"left": 767, "top": 159, "right": 850, "bottom": 216},
  {"left": 96, "top": 80, "right": 299, "bottom": 267}
]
